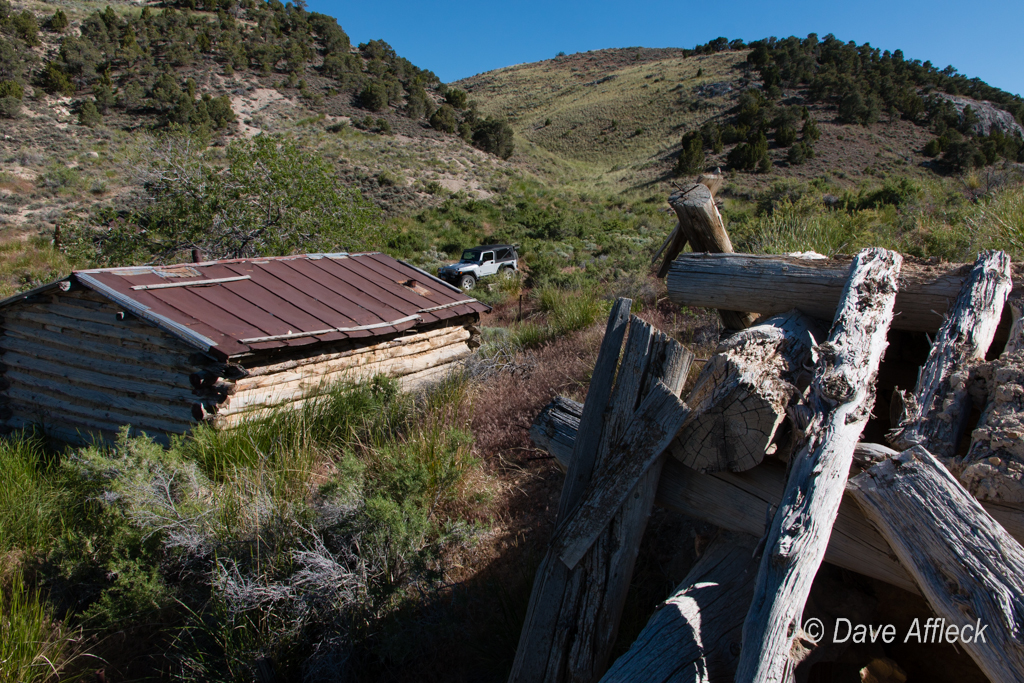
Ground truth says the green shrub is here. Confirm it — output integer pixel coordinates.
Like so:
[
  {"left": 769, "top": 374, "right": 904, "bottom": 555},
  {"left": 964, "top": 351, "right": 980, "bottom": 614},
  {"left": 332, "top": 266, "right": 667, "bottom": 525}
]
[
  {"left": 429, "top": 103, "right": 458, "bottom": 133},
  {"left": 801, "top": 117, "right": 821, "bottom": 142},
  {"left": 0, "top": 95, "right": 18, "bottom": 118},
  {"left": 0, "top": 434, "right": 60, "bottom": 553},
  {"left": 471, "top": 117, "right": 515, "bottom": 159},
  {"left": 444, "top": 88, "right": 468, "bottom": 109},
  {"left": 728, "top": 131, "right": 770, "bottom": 171},
  {"left": 47, "top": 9, "right": 68, "bottom": 32},
  {"left": 360, "top": 82, "right": 389, "bottom": 111},
  {"left": 537, "top": 287, "right": 605, "bottom": 336},
  {"left": 77, "top": 99, "right": 101, "bottom": 126},
  {"left": 38, "top": 62, "right": 73, "bottom": 96},
  {"left": 676, "top": 131, "right": 705, "bottom": 175},
  {"left": 787, "top": 141, "right": 814, "bottom": 165},
  {"left": 775, "top": 122, "right": 797, "bottom": 147}
]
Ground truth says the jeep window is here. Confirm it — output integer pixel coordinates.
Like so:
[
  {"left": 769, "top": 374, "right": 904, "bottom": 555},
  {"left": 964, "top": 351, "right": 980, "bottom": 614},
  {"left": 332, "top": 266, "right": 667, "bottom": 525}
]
[
  {"left": 496, "top": 247, "right": 510, "bottom": 260},
  {"left": 461, "top": 250, "right": 479, "bottom": 262},
  {"left": 481, "top": 251, "right": 494, "bottom": 263}
]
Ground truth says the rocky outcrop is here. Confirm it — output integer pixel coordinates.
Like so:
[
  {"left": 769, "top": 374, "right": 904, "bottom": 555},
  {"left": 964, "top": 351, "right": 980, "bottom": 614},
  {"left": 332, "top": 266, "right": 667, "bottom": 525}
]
[{"left": 935, "top": 93, "right": 1024, "bottom": 138}]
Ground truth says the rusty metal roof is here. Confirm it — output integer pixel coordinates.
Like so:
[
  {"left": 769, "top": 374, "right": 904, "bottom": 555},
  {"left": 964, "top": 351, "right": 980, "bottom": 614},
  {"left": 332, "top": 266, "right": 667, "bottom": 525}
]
[{"left": 7, "top": 252, "right": 489, "bottom": 361}]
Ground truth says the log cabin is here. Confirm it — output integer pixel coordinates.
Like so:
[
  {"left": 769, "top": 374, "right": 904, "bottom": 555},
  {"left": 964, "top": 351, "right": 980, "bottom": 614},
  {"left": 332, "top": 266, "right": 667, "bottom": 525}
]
[{"left": 0, "top": 251, "right": 489, "bottom": 444}]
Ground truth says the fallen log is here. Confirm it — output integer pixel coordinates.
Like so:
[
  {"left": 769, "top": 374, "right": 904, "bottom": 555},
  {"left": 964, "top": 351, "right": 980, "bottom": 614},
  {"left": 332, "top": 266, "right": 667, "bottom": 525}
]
[
  {"left": 889, "top": 250, "right": 1012, "bottom": 459},
  {"left": 599, "top": 532, "right": 760, "bottom": 683},
  {"left": 669, "top": 309, "right": 824, "bottom": 473},
  {"left": 666, "top": 252, "right": 1024, "bottom": 335},
  {"left": 530, "top": 397, "right": 1024, "bottom": 592},
  {"left": 849, "top": 446, "right": 1024, "bottom": 683},
  {"left": 660, "top": 185, "right": 756, "bottom": 329},
  {"left": 736, "top": 248, "right": 902, "bottom": 682},
  {"left": 510, "top": 304, "right": 693, "bottom": 683},
  {"left": 961, "top": 296, "right": 1024, "bottom": 504}
]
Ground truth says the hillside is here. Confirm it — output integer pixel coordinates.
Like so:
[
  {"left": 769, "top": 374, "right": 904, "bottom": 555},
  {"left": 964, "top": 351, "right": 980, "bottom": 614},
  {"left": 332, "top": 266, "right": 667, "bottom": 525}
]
[{"left": 459, "top": 38, "right": 1024, "bottom": 194}]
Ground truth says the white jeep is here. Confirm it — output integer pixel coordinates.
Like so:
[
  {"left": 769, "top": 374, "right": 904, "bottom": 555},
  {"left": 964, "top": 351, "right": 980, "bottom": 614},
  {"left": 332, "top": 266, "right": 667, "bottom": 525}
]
[{"left": 437, "top": 244, "right": 519, "bottom": 290}]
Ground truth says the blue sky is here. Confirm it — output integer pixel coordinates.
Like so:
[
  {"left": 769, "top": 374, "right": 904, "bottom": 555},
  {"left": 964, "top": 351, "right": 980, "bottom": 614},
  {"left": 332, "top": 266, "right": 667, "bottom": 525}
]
[{"left": 305, "top": 0, "right": 1024, "bottom": 97}]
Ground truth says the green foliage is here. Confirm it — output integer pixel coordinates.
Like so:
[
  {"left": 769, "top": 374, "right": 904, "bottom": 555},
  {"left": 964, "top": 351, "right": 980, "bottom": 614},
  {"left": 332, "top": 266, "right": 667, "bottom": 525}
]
[
  {"left": 471, "top": 117, "right": 515, "bottom": 159},
  {"left": 0, "top": 571, "right": 74, "bottom": 683},
  {"left": 2, "top": 9, "right": 38, "bottom": 46},
  {"left": 676, "top": 130, "right": 705, "bottom": 175},
  {"left": 38, "top": 61, "right": 73, "bottom": 96},
  {"left": 0, "top": 433, "right": 61, "bottom": 553},
  {"left": 78, "top": 99, "right": 102, "bottom": 127},
  {"left": 537, "top": 287, "right": 606, "bottom": 336},
  {"left": 727, "top": 131, "right": 770, "bottom": 172},
  {"left": 360, "top": 81, "right": 389, "bottom": 111},
  {"left": 444, "top": 88, "right": 468, "bottom": 109},
  {"left": 787, "top": 141, "right": 815, "bottom": 165},
  {"left": 801, "top": 117, "right": 821, "bottom": 142},
  {"left": 430, "top": 103, "right": 458, "bottom": 133},
  {"left": 63, "top": 135, "right": 383, "bottom": 264},
  {"left": 47, "top": 9, "right": 68, "bottom": 32}
]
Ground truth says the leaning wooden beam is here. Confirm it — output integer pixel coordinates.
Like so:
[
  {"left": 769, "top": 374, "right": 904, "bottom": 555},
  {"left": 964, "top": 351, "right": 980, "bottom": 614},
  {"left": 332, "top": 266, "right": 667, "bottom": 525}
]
[
  {"left": 696, "top": 170, "right": 724, "bottom": 197},
  {"left": 511, "top": 310, "right": 693, "bottom": 683},
  {"left": 666, "top": 252, "right": 1024, "bottom": 334},
  {"left": 849, "top": 446, "right": 1024, "bottom": 683},
  {"left": 532, "top": 398, "right": 917, "bottom": 594},
  {"left": 889, "top": 250, "right": 1012, "bottom": 459},
  {"left": 600, "top": 532, "right": 760, "bottom": 683},
  {"left": 961, "top": 296, "right": 1024, "bottom": 505},
  {"left": 663, "top": 184, "right": 756, "bottom": 329},
  {"left": 736, "top": 248, "right": 902, "bottom": 682},
  {"left": 531, "top": 397, "right": 1024, "bottom": 592},
  {"left": 669, "top": 309, "right": 824, "bottom": 473}
]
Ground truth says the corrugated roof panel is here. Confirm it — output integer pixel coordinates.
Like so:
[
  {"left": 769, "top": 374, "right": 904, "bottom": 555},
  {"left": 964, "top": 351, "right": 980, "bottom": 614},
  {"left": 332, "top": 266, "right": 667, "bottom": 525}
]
[{"left": 70, "top": 252, "right": 489, "bottom": 359}]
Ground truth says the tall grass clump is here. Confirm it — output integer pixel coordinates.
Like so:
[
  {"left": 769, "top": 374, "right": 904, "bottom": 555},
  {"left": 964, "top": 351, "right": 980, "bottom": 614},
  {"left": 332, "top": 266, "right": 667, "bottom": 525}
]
[
  {"left": 537, "top": 286, "right": 606, "bottom": 336},
  {"left": 0, "top": 432, "right": 61, "bottom": 553},
  {"left": 0, "top": 571, "right": 73, "bottom": 683}
]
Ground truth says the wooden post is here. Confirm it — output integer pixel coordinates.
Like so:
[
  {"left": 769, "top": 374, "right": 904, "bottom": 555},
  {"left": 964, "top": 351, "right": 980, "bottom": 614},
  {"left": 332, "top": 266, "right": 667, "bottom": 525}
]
[
  {"left": 735, "top": 248, "right": 902, "bottom": 682},
  {"left": 669, "top": 309, "right": 825, "bottom": 473},
  {"left": 600, "top": 532, "right": 760, "bottom": 683},
  {"left": 666, "top": 253, "right": 1024, "bottom": 335},
  {"left": 849, "top": 446, "right": 1024, "bottom": 683},
  {"left": 510, "top": 304, "right": 694, "bottom": 683},
  {"left": 889, "top": 250, "right": 1012, "bottom": 459},
  {"left": 661, "top": 184, "right": 756, "bottom": 329}
]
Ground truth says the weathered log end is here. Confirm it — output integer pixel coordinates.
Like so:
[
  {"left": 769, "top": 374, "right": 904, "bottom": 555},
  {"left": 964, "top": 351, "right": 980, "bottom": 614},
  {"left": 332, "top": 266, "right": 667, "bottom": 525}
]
[{"left": 669, "top": 310, "right": 824, "bottom": 473}]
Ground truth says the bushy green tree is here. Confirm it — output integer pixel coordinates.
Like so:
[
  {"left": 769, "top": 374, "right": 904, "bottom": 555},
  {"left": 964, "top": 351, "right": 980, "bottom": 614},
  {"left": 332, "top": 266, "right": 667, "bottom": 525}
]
[
  {"left": 444, "top": 88, "right": 467, "bottom": 109},
  {"left": 429, "top": 103, "right": 458, "bottom": 133},
  {"left": 727, "top": 131, "right": 770, "bottom": 172},
  {"left": 471, "top": 117, "right": 514, "bottom": 159},
  {"left": 787, "top": 142, "right": 814, "bottom": 165},
  {"left": 63, "top": 136, "right": 384, "bottom": 265},
  {"left": 39, "top": 61, "right": 74, "bottom": 96},
  {"left": 360, "top": 81, "right": 388, "bottom": 111},
  {"left": 78, "top": 100, "right": 101, "bottom": 126},
  {"left": 47, "top": 9, "right": 69, "bottom": 32},
  {"left": 801, "top": 117, "right": 821, "bottom": 142},
  {"left": 676, "top": 131, "right": 705, "bottom": 175},
  {"left": 0, "top": 78, "right": 20, "bottom": 117}
]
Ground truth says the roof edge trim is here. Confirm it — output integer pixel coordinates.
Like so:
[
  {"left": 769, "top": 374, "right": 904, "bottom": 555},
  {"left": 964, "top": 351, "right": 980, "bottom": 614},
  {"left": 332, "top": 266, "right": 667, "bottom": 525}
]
[{"left": 75, "top": 273, "right": 220, "bottom": 354}]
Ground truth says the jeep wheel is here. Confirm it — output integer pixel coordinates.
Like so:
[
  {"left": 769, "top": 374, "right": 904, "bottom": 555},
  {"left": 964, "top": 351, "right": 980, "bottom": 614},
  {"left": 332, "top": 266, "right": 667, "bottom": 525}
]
[
  {"left": 500, "top": 266, "right": 516, "bottom": 280},
  {"left": 458, "top": 274, "right": 476, "bottom": 290}
]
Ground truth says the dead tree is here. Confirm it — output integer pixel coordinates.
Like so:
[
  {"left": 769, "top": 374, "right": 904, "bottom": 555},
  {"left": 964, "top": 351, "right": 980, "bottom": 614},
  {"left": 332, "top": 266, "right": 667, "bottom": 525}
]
[
  {"left": 666, "top": 253, "right": 1024, "bottom": 334},
  {"left": 669, "top": 310, "right": 825, "bottom": 473},
  {"left": 510, "top": 302, "right": 694, "bottom": 683},
  {"left": 600, "top": 532, "right": 760, "bottom": 683},
  {"left": 736, "top": 248, "right": 902, "bottom": 682},
  {"left": 889, "top": 250, "right": 1012, "bottom": 459},
  {"left": 849, "top": 446, "right": 1024, "bottom": 683}
]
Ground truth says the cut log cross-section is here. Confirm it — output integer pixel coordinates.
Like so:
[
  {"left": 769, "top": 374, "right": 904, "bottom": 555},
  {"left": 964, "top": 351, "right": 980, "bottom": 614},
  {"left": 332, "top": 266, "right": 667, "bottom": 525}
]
[
  {"left": 599, "top": 532, "right": 760, "bottom": 683},
  {"left": 510, "top": 301, "right": 694, "bottom": 683},
  {"left": 735, "top": 248, "right": 902, "bottom": 682},
  {"left": 669, "top": 309, "right": 824, "bottom": 473},
  {"left": 667, "top": 252, "right": 1024, "bottom": 335},
  {"left": 849, "top": 446, "right": 1024, "bottom": 683},
  {"left": 889, "top": 250, "right": 1012, "bottom": 459}
]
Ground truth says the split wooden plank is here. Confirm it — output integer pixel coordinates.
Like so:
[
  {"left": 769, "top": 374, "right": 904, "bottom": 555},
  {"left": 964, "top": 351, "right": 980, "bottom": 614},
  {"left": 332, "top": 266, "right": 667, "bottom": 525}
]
[
  {"left": 510, "top": 304, "right": 693, "bottom": 683},
  {"left": 669, "top": 310, "right": 824, "bottom": 473},
  {"left": 663, "top": 184, "right": 756, "bottom": 329},
  {"left": 736, "top": 248, "right": 902, "bottom": 682},
  {"left": 531, "top": 398, "right": 918, "bottom": 593},
  {"left": 549, "top": 379, "right": 689, "bottom": 569},
  {"left": 666, "top": 252, "right": 1024, "bottom": 335},
  {"left": 849, "top": 445, "right": 1024, "bottom": 683},
  {"left": 531, "top": 395, "right": 1024, "bottom": 591},
  {"left": 600, "top": 532, "right": 760, "bottom": 683},
  {"left": 889, "top": 250, "right": 1012, "bottom": 458}
]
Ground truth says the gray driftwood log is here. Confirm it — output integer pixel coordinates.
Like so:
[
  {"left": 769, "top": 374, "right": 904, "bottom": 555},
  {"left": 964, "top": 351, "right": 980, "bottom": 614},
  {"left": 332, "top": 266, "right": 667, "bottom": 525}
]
[
  {"left": 889, "top": 250, "right": 1012, "bottom": 459},
  {"left": 600, "top": 532, "right": 760, "bottom": 683},
  {"left": 510, "top": 304, "right": 693, "bottom": 683},
  {"left": 669, "top": 310, "right": 824, "bottom": 473},
  {"left": 666, "top": 252, "right": 1024, "bottom": 335},
  {"left": 961, "top": 296, "right": 1024, "bottom": 504},
  {"left": 849, "top": 446, "right": 1024, "bottom": 683},
  {"left": 531, "top": 396, "right": 1024, "bottom": 593},
  {"left": 736, "top": 248, "right": 902, "bottom": 682}
]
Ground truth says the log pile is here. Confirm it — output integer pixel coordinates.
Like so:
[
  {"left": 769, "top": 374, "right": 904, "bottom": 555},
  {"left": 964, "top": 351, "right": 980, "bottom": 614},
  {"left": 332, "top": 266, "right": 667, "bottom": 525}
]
[{"left": 510, "top": 182, "right": 1024, "bottom": 683}]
